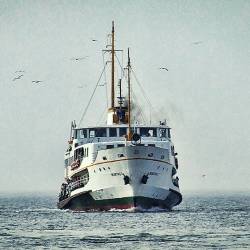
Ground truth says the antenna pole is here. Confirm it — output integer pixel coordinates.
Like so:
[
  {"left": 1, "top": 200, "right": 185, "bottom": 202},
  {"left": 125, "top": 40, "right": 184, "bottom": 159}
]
[
  {"left": 128, "top": 48, "right": 131, "bottom": 140},
  {"left": 111, "top": 21, "right": 115, "bottom": 108}
]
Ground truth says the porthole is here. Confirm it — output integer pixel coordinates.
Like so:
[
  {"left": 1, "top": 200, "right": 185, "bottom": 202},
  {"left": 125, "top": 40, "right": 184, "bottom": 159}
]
[
  {"left": 99, "top": 168, "right": 101, "bottom": 171},
  {"left": 103, "top": 156, "right": 107, "bottom": 160},
  {"left": 148, "top": 153, "right": 153, "bottom": 157}
]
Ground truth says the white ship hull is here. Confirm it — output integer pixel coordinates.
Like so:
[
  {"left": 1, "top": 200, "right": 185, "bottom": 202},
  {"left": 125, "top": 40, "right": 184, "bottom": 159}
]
[{"left": 58, "top": 146, "right": 182, "bottom": 211}]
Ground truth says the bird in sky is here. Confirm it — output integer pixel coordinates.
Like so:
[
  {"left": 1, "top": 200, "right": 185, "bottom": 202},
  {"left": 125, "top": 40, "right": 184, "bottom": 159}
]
[
  {"left": 32, "top": 80, "right": 43, "bottom": 84},
  {"left": 202, "top": 174, "right": 206, "bottom": 178},
  {"left": 92, "top": 39, "right": 97, "bottom": 42},
  {"left": 98, "top": 82, "right": 107, "bottom": 87},
  {"left": 13, "top": 75, "right": 24, "bottom": 81},
  {"left": 15, "top": 70, "right": 25, "bottom": 73},
  {"left": 159, "top": 67, "right": 168, "bottom": 71},
  {"left": 192, "top": 41, "right": 203, "bottom": 45},
  {"left": 70, "top": 56, "right": 88, "bottom": 61},
  {"left": 77, "top": 84, "right": 87, "bottom": 88}
]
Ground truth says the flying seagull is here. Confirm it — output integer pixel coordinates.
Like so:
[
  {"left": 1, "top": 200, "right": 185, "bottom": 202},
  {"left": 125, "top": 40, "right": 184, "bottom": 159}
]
[
  {"left": 71, "top": 56, "right": 88, "bottom": 61},
  {"left": 202, "top": 174, "right": 206, "bottom": 178},
  {"left": 92, "top": 39, "right": 97, "bottom": 42},
  {"left": 15, "top": 70, "right": 25, "bottom": 73},
  {"left": 98, "top": 83, "right": 106, "bottom": 87},
  {"left": 192, "top": 41, "right": 203, "bottom": 45},
  {"left": 32, "top": 80, "right": 43, "bottom": 84},
  {"left": 159, "top": 67, "right": 168, "bottom": 71},
  {"left": 13, "top": 75, "right": 23, "bottom": 81}
]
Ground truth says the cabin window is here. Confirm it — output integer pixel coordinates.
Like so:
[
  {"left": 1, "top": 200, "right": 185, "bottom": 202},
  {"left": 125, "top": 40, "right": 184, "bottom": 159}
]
[
  {"left": 74, "top": 147, "right": 84, "bottom": 160},
  {"left": 118, "top": 144, "right": 124, "bottom": 147},
  {"left": 89, "top": 129, "right": 95, "bottom": 138},
  {"left": 140, "top": 127, "right": 157, "bottom": 137},
  {"left": 109, "top": 128, "right": 117, "bottom": 137},
  {"left": 89, "top": 128, "right": 107, "bottom": 137},
  {"left": 148, "top": 144, "right": 155, "bottom": 147},
  {"left": 107, "top": 145, "right": 114, "bottom": 149},
  {"left": 159, "top": 128, "right": 167, "bottom": 138},
  {"left": 167, "top": 129, "right": 171, "bottom": 138},
  {"left": 96, "top": 128, "right": 107, "bottom": 137},
  {"left": 148, "top": 153, "right": 153, "bottom": 157},
  {"left": 79, "top": 129, "right": 87, "bottom": 138},
  {"left": 119, "top": 127, "right": 127, "bottom": 137},
  {"left": 103, "top": 156, "right": 107, "bottom": 160}
]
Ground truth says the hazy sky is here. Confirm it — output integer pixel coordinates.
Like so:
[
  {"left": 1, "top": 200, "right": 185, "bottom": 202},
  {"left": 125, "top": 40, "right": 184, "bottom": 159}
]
[{"left": 1, "top": 0, "right": 250, "bottom": 194}]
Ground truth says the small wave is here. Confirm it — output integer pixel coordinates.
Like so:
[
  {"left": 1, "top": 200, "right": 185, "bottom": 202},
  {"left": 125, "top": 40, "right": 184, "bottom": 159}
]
[{"left": 107, "top": 206, "right": 169, "bottom": 213}]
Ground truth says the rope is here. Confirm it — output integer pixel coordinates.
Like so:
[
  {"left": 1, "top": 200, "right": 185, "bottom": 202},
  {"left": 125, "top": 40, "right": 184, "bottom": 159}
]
[
  {"left": 78, "top": 62, "right": 108, "bottom": 126},
  {"left": 102, "top": 51, "right": 109, "bottom": 109}
]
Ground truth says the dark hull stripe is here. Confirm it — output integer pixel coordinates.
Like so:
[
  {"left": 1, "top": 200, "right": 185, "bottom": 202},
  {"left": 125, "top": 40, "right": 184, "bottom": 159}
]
[{"left": 57, "top": 189, "right": 182, "bottom": 211}]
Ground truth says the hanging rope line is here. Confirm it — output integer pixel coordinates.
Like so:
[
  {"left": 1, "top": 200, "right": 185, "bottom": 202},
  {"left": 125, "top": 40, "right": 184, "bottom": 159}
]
[
  {"left": 78, "top": 62, "right": 108, "bottom": 126},
  {"left": 115, "top": 54, "right": 157, "bottom": 124},
  {"left": 131, "top": 89, "right": 147, "bottom": 124},
  {"left": 102, "top": 51, "right": 109, "bottom": 109}
]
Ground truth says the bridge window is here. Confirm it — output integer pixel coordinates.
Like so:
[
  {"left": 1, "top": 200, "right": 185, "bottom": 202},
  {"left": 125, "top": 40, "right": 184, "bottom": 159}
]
[
  {"left": 119, "top": 127, "right": 127, "bottom": 137},
  {"left": 89, "top": 128, "right": 107, "bottom": 138},
  {"left": 140, "top": 127, "right": 157, "bottom": 137},
  {"left": 159, "top": 128, "right": 166, "bottom": 138},
  {"left": 167, "top": 129, "right": 171, "bottom": 138},
  {"left": 89, "top": 129, "right": 95, "bottom": 138},
  {"left": 107, "top": 145, "right": 114, "bottom": 149},
  {"left": 96, "top": 128, "right": 107, "bottom": 137},
  {"left": 79, "top": 129, "right": 87, "bottom": 138},
  {"left": 109, "top": 128, "right": 117, "bottom": 137}
]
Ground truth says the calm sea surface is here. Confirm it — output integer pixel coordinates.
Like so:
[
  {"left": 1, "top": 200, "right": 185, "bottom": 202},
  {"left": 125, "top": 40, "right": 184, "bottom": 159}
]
[{"left": 0, "top": 193, "right": 249, "bottom": 249}]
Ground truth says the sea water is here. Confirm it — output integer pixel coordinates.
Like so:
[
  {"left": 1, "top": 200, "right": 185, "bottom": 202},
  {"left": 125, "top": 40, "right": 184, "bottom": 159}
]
[{"left": 0, "top": 193, "right": 249, "bottom": 249}]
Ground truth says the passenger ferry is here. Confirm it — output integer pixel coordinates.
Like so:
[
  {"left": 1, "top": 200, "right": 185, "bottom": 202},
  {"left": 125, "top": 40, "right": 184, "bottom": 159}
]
[{"left": 57, "top": 22, "right": 182, "bottom": 211}]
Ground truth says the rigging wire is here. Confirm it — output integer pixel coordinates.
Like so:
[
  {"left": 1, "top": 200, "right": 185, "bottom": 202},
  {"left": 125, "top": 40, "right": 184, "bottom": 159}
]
[
  {"left": 102, "top": 51, "right": 109, "bottom": 109},
  {"left": 115, "top": 53, "right": 156, "bottom": 124},
  {"left": 97, "top": 105, "right": 108, "bottom": 126},
  {"left": 78, "top": 62, "right": 108, "bottom": 126},
  {"left": 131, "top": 89, "right": 146, "bottom": 124},
  {"left": 131, "top": 68, "right": 159, "bottom": 124}
]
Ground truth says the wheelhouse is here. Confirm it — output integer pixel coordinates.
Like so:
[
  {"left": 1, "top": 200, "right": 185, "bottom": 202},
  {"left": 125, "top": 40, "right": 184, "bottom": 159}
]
[{"left": 73, "top": 125, "right": 171, "bottom": 142}]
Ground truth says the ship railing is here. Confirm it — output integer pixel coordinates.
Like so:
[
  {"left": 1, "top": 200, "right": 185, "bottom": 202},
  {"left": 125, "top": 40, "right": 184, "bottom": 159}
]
[{"left": 70, "top": 177, "right": 89, "bottom": 192}]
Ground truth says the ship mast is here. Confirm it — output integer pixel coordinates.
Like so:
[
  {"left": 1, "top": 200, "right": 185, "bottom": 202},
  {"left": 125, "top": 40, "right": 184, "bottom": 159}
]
[
  {"left": 127, "top": 48, "right": 132, "bottom": 140},
  {"left": 111, "top": 21, "right": 115, "bottom": 109}
]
